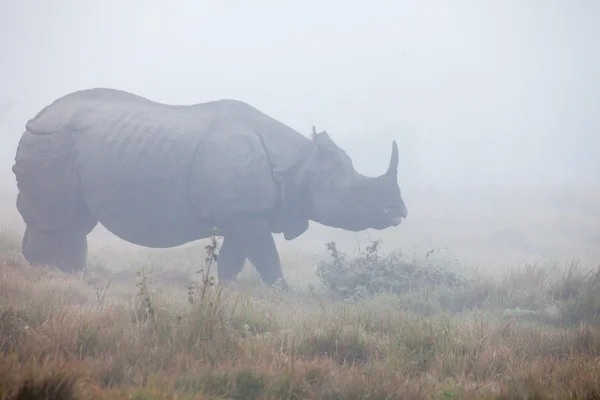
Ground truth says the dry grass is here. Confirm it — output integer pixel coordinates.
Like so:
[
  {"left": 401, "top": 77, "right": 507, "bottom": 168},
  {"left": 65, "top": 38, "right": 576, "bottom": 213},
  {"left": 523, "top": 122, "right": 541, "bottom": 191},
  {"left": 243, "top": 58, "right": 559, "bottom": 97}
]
[{"left": 1, "top": 228, "right": 600, "bottom": 400}]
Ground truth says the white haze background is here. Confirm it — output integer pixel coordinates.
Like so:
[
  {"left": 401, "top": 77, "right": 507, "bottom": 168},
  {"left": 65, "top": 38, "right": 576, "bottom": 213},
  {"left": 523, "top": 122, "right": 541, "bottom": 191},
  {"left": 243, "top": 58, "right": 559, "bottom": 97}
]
[{"left": 1, "top": 0, "right": 599, "bottom": 272}]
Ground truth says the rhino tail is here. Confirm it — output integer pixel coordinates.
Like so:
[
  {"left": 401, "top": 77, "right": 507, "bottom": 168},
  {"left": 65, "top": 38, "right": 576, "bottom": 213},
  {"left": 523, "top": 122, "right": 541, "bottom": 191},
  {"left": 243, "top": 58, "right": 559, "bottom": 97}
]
[{"left": 13, "top": 122, "right": 93, "bottom": 234}]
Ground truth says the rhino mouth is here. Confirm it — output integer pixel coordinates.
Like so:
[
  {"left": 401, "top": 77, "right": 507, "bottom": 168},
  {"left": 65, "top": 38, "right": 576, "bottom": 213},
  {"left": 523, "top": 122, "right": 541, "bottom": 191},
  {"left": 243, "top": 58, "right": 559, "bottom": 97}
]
[
  {"left": 390, "top": 215, "right": 405, "bottom": 226},
  {"left": 368, "top": 214, "right": 405, "bottom": 231},
  {"left": 382, "top": 206, "right": 407, "bottom": 225}
]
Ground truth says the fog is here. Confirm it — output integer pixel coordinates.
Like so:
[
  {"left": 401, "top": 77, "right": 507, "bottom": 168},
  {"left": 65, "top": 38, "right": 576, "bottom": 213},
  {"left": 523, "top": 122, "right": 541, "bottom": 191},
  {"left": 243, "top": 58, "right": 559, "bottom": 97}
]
[{"left": 1, "top": 0, "right": 599, "bottom": 271}]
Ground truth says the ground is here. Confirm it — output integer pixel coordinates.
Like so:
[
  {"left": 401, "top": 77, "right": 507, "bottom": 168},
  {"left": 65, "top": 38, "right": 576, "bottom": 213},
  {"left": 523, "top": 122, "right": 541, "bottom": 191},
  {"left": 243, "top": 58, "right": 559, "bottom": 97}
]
[{"left": 0, "top": 183, "right": 599, "bottom": 399}]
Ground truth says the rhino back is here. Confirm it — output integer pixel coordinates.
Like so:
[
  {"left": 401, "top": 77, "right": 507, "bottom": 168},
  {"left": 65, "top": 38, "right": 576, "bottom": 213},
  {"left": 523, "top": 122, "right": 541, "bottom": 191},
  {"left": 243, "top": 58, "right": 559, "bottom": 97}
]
[
  {"left": 67, "top": 90, "right": 223, "bottom": 247},
  {"left": 23, "top": 89, "right": 314, "bottom": 244}
]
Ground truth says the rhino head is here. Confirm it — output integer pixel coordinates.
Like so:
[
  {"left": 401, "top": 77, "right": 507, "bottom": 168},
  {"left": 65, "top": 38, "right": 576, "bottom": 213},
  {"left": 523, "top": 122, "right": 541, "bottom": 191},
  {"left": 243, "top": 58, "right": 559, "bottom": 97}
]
[{"left": 306, "top": 128, "right": 408, "bottom": 232}]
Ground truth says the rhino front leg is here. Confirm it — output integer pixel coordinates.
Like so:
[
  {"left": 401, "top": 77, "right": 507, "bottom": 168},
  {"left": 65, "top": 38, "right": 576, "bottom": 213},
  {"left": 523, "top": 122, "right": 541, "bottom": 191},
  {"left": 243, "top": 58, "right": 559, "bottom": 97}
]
[
  {"left": 216, "top": 233, "right": 247, "bottom": 284},
  {"left": 244, "top": 227, "right": 289, "bottom": 290},
  {"left": 218, "top": 217, "right": 289, "bottom": 289}
]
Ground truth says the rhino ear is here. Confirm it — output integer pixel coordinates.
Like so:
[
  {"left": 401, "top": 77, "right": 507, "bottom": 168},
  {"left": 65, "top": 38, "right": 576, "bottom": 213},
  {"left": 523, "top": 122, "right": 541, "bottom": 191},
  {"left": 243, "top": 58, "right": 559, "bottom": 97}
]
[
  {"left": 312, "top": 129, "right": 353, "bottom": 165},
  {"left": 313, "top": 130, "right": 336, "bottom": 151}
]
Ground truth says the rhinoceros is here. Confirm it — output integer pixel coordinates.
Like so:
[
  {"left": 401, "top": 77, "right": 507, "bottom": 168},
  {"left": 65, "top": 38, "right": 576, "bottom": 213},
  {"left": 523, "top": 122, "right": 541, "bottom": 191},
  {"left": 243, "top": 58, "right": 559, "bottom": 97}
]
[{"left": 12, "top": 88, "right": 408, "bottom": 288}]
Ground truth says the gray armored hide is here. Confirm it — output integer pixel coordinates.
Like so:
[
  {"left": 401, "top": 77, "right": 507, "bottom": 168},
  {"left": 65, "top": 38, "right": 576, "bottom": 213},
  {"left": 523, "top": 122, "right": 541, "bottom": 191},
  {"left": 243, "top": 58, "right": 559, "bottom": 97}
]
[{"left": 12, "top": 88, "right": 408, "bottom": 288}]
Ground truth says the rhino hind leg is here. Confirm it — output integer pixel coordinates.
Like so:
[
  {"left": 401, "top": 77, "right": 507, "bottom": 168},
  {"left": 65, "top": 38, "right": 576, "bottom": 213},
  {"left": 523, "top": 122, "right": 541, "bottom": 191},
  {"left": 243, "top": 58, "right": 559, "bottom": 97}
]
[
  {"left": 22, "top": 225, "right": 88, "bottom": 272},
  {"left": 14, "top": 130, "right": 98, "bottom": 272},
  {"left": 218, "top": 217, "right": 288, "bottom": 289},
  {"left": 18, "top": 187, "right": 98, "bottom": 273}
]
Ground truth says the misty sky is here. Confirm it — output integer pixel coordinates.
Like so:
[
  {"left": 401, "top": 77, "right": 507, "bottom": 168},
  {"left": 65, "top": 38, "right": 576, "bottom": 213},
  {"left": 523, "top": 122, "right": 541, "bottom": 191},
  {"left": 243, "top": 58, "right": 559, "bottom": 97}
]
[{"left": 1, "top": 0, "right": 599, "bottom": 191}]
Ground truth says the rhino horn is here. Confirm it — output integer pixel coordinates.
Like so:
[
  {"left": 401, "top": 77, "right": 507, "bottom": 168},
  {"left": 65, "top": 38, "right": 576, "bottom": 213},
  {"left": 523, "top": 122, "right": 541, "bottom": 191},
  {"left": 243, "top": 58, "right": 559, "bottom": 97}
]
[{"left": 385, "top": 141, "right": 399, "bottom": 177}]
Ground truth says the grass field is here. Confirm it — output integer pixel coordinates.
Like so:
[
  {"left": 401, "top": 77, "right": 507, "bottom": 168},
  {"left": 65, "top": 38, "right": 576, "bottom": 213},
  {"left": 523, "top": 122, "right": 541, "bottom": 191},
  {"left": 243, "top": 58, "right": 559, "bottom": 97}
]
[{"left": 1, "top": 223, "right": 600, "bottom": 399}]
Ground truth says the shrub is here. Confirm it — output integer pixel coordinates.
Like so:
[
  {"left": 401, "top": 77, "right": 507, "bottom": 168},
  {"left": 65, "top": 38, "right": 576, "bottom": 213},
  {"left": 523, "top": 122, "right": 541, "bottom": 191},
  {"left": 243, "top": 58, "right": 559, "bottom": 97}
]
[{"left": 314, "top": 240, "right": 470, "bottom": 300}]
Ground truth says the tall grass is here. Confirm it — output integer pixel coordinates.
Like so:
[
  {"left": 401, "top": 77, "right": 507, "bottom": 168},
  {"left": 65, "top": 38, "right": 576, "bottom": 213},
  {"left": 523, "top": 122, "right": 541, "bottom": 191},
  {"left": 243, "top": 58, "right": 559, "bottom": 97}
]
[{"left": 1, "top": 232, "right": 600, "bottom": 399}]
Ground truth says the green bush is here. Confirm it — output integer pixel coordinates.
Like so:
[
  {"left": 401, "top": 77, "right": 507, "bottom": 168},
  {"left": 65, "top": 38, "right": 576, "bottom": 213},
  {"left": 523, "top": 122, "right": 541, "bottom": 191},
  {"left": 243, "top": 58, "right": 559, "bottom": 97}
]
[{"left": 314, "top": 240, "right": 470, "bottom": 299}]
